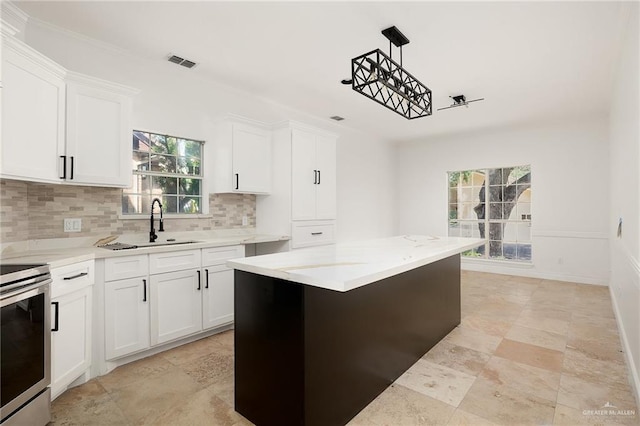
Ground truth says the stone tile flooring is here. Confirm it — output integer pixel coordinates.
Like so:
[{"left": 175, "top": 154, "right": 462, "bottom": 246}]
[{"left": 51, "top": 272, "right": 638, "bottom": 425}]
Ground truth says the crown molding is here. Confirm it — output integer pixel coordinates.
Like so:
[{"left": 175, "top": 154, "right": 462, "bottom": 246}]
[{"left": 1, "top": 1, "right": 29, "bottom": 36}]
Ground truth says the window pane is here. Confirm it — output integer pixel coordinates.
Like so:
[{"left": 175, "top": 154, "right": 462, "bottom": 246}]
[
  {"left": 153, "top": 176, "right": 178, "bottom": 195},
  {"left": 179, "top": 196, "right": 201, "bottom": 214},
  {"left": 166, "top": 136, "right": 177, "bottom": 155},
  {"left": 150, "top": 154, "right": 177, "bottom": 173},
  {"left": 488, "top": 186, "right": 502, "bottom": 202},
  {"left": 161, "top": 196, "right": 178, "bottom": 214},
  {"left": 122, "top": 194, "right": 150, "bottom": 214},
  {"left": 176, "top": 157, "right": 201, "bottom": 176},
  {"left": 489, "top": 240, "right": 503, "bottom": 258},
  {"left": 448, "top": 221, "right": 460, "bottom": 237},
  {"left": 489, "top": 223, "right": 503, "bottom": 240},
  {"left": 180, "top": 178, "right": 201, "bottom": 196},
  {"left": 133, "top": 151, "right": 149, "bottom": 172},
  {"left": 517, "top": 223, "right": 531, "bottom": 242},
  {"left": 179, "top": 139, "right": 202, "bottom": 159},
  {"left": 489, "top": 203, "right": 503, "bottom": 219},
  {"left": 125, "top": 174, "right": 151, "bottom": 195},
  {"left": 449, "top": 172, "right": 460, "bottom": 188},
  {"left": 517, "top": 244, "right": 532, "bottom": 260},
  {"left": 503, "top": 243, "right": 517, "bottom": 259},
  {"left": 449, "top": 204, "right": 458, "bottom": 220},
  {"left": 133, "top": 131, "right": 150, "bottom": 152},
  {"left": 150, "top": 134, "right": 168, "bottom": 153}
]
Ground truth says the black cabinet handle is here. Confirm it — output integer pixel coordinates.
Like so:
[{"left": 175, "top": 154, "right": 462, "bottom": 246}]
[
  {"left": 70, "top": 156, "right": 75, "bottom": 180},
  {"left": 51, "top": 301, "right": 59, "bottom": 332},
  {"left": 205, "top": 269, "right": 209, "bottom": 289},
  {"left": 311, "top": 232, "right": 323, "bottom": 236},
  {"left": 313, "top": 170, "right": 318, "bottom": 184},
  {"left": 197, "top": 270, "right": 201, "bottom": 290},
  {"left": 63, "top": 272, "right": 88, "bottom": 281},
  {"left": 235, "top": 173, "right": 239, "bottom": 190},
  {"left": 318, "top": 170, "right": 321, "bottom": 185},
  {"left": 143, "top": 279, "right": 147, "bottom": 302},
  {"left": 60, "top": 156, "right": 67, "bottom": 179}
]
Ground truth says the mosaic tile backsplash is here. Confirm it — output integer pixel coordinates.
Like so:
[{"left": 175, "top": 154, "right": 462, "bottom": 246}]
[{"left": 0, "top": 179, "right": 256, "bottom": 242}]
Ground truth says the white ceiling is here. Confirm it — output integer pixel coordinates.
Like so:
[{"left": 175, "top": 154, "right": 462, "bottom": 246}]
[{"left": 15, "top": 1, "right": 630, "bottom": 142}]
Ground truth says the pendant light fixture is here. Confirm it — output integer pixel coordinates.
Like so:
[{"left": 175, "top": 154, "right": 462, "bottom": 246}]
[{"left": 343, "top": 26, "right": 432, "bottom": 120}]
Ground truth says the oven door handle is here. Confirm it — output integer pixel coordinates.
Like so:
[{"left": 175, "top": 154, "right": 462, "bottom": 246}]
[{"left": 51, "top": 301, "right": 59, "bottom": 332}]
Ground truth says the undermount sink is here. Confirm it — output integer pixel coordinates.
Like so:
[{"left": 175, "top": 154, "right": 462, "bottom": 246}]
[{"left": 99, "top": 240, "right": 201, "bottom": 251}]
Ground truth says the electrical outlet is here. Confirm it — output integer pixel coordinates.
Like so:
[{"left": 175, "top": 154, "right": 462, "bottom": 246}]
[
  {"left": 242, "top": 215, "right": 248, "bottom": 226},
  {"left": 64, "top": 218, "right": 82, "bottom": 233}
]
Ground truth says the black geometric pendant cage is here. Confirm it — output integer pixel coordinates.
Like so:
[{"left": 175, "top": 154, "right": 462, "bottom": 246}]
[{"left": 349, "top": 26, "right": 432, "bottom": 120}]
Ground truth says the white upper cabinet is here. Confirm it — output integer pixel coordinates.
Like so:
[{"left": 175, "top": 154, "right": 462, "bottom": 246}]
[
  {"left": 0, "top": 34, "right": 138, "bottom": 187},
  {"left": 209, "top": 115, "right": 272, "bottom": 194},
  {"left": 1, "top": 36, "right": 66, "bottom": 183},
  {"left": 291, "top": 128, "right": 337, "bottom": 221},
  {"left": 64, "top": 73, "right": 136, "bottom": 187}
]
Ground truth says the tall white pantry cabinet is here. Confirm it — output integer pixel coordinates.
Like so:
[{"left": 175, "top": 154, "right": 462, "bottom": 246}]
[{"left": 257, "top": 121, "right": 338, "bottom": 250}]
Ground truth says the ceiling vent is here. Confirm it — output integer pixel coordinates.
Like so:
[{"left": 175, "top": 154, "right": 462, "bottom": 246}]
[
  {"left": 330, "top": 116, "right": 345, "bottom": 121},
  {"left": 167, "top": 54, "right": 197, "bottom": 69}
]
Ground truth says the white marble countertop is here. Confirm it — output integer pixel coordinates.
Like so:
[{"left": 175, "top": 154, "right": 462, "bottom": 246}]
[
  {"left": 227, "top": 235, "right": 484, "bottom": 292},
  {"left": 0, "top": 230, "right": 289, "bottom": 269}
]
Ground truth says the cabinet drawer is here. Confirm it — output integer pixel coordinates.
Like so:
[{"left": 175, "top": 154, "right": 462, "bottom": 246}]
[
  {"left": 291, "top": 220, "right": 336, "bottom": 248},
  {"left": 51, "top": 260, "right": 94, "bottom": 298},
  {"left": 202, "top": 245, "right": 245, "bottom": 267},
  {"left": 105, "top": 255, "right": 148, "bottom": 282},
  {"left": 149, "top": 249, "right": 202, "bottom": 275}
]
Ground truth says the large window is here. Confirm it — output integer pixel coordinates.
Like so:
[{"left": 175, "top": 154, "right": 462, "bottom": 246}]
[
  {"left": 123, "top": 131, "right": 204, "bottom": 215},
  {"left": 448, "top": 165, "right": 532, "bottom": 262}
]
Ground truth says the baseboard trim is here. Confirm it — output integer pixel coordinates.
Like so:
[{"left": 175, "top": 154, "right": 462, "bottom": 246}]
[
  {"left": 609, "top": 285, "right": 640, "bottom": 408},
  {"left": 461, "top": 261, "right": 607, "bottom": 285}
]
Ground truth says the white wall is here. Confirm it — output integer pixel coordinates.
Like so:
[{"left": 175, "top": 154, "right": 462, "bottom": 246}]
[
  {"left": 395, "top": 118, "right": 610, "bottom": 285},
  {"left": 608, "top": 2, "right": 640, "bottom": 403},
  {"left": 20, "top": 18, "right": 396, "bottom": 243}
]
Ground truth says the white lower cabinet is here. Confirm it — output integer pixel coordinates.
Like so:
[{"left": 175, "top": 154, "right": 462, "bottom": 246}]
[
  {"left": 104, "top": 277, "right": 150, "bottom": 360},
  {"left": 50, "top": 260, "right": 94, "bottom": 400},
  {"left": 102, "top": 245, "right": 243, "bottom": 361},
  {"left": 202, "top": 265, "right": 234, "bottom": 330},
  {"left": 150, "top": 269, "right": 202, "bottom": 345}
]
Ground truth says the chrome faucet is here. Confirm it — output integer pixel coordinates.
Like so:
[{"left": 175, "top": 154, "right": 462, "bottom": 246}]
[{"left": 150, "top": 198, "right": 164, "bottom": 242}]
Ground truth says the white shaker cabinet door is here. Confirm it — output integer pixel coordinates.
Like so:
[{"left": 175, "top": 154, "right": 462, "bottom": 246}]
[
  {"left": 1, "top": 44, "right": 65, "bottom": 183},
  {"left": 51, "top": 287, "right": 92, "bottom": 399},
  {"left": 105, "top": 277, "right": 150, "bottom": 360},
  {"left": 202, "top": 265, "right": 234, "bottom": 330},
  {"left": 65, "top": 79, "right": 133, "bottom": 187},
  {"left": 232, "top": 123, "right": 271, "bottom": 193},
  {"left": 314, "top": 134, "right": 337, "bottom": 220},
  {"left": 291, "top": 128, "right": 318, "bottom": 220},
  {"left": 150, "top": 269, "right": 202, "bottom": 345}
]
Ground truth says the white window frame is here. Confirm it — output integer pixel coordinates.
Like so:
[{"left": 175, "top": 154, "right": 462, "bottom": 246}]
[
  {"left": 121, "top": 130, "right": 209, "bottom": 218},
  {"left": 447, "top": 165, "right": 532, "bottom": 263}
]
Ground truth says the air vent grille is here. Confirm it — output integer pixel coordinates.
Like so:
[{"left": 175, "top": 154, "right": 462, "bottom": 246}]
[{"left": 167, "top": 54, "right": 197, "bottom": 69}]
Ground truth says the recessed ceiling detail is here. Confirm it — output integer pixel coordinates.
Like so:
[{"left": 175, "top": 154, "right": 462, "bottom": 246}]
[
  {"left": 167, "top": 54, "right": 197, "bottom": 69},
  {"left": 330, "top": 116, "right": 345, "bottom": 121},
  {"left": 346, "top": 26, "right": 432, "bottom": 120}
]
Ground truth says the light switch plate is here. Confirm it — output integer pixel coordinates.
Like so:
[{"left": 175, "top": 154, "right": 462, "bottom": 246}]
[{"left": 64, "top": 218, "right": 82, "bottom": 232}]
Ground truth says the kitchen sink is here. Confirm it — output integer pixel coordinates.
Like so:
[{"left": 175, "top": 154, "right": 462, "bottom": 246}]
[{"left": 99, "top": 240, "right": 201, "bottom": 251}]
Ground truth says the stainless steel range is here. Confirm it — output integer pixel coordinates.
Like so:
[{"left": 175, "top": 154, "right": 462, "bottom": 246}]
[{"left": 1, "top": 263, "right": 52, "bottom": 426}]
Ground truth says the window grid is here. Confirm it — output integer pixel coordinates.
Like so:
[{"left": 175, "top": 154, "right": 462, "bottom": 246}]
[
  {"left": 448, "top": 166, "right": 532, "bottom": 262},
  {"left": 123, "top": 131, "right": 204, "bottom": 215}
]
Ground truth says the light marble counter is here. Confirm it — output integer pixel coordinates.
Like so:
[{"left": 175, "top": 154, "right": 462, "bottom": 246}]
[
  {"left": 1, "top": 230, "right": 289, "bottom": 269},
  {"left": 227, "top": 235, "right": 484, "bottom": 292}
]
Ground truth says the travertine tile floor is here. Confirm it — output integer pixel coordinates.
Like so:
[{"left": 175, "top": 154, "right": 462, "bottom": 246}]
[{"left": 51, "top": 272, "right": 638, "bottom": 425}]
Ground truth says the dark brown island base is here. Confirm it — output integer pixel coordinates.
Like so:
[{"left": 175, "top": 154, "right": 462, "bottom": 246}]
[{"left": 228, "top": 235, "right": 484, "bottom": 426}]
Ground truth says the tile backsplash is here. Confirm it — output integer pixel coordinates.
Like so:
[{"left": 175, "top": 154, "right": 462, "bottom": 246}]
[{"left": 0, "top": 179, "right": 256, "bottom": 242}]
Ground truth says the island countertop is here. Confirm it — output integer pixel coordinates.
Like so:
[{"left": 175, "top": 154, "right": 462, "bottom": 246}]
[{"left": 227, "top": 235, "right": 484, "bottom": 292}]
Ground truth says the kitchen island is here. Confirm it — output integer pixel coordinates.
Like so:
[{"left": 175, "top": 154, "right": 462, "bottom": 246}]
[{"left": 227, "top": 235, "right": 484, "bottom": 426}]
